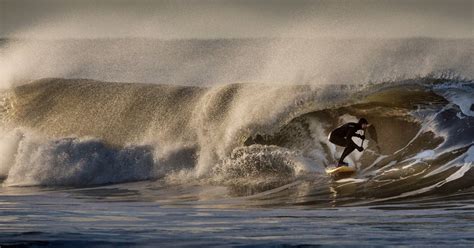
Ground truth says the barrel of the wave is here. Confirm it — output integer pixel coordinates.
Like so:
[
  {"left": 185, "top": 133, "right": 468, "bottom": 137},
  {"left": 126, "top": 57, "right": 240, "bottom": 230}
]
[{"left": 325, "top": 129, "right": 365, "bottom": 179}]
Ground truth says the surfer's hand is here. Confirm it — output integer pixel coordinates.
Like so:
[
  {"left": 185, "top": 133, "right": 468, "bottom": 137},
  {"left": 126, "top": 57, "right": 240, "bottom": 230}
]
[{"left": 357, "top": 146, "right": 364, "bottom": 152}]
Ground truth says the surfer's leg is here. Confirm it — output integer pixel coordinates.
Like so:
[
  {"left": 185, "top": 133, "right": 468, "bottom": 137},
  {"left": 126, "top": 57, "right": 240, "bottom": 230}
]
[{"left": 338, "top": 145, "right": 356, "bottom": 166}]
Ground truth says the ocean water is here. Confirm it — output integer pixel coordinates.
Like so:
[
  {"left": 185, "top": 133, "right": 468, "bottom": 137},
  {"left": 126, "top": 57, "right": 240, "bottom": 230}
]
[
  {"left": 0, "top": 38, "right": 473, "bottom": 247},
  {"left": 1, "top": 181, "right": 473, "bottom": 247}
]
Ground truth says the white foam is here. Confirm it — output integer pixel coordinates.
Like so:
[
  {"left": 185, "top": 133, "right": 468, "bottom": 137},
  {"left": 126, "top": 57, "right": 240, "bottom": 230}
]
[
  {"left": 423, "top": 146, "right": 473, "bottom": 178},
  {"left": 369, "top": 162, "right": 471, "bottom": 203},
  {"left": 336, "top": 178, "right": 366, "bottom": 183},
  {"left": 2, "top": 130, "right": 158, "bottom": 187},
  {"left": 465, "top": 146, "right": 474, "bottom": 163},
  {"left": 412, "top": 150, "right": 435, "bottom": 160},
  {"left": 435, "top": 84, "right": 474, "bottom": 117},
  {"left": 445, "top": 162, "right": 472, "bottom": 183},
  {"left": 0, "top": 129, "right": 23, "bottom": 176}
]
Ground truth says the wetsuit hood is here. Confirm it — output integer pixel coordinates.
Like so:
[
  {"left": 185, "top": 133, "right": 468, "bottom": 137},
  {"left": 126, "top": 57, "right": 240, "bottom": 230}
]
[{"left": 358, "top": 118, "right": 368, "bottom": 125}]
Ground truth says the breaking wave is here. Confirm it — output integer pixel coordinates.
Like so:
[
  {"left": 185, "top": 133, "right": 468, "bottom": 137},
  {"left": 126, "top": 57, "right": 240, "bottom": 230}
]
[{"left": 0, "top": 76, "right": 472, "bottom": 205}]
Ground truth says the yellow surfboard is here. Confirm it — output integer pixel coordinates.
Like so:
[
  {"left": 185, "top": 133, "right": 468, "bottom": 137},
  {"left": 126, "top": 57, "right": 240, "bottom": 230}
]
[{"left": 325, "top": 166, "right": 356, "bottom": 177}]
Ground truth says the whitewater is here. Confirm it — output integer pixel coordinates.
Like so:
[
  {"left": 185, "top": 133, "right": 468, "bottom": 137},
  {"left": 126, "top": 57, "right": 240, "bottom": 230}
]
[{"left": 0, "top": 38, "right": 473, "bottom": 246}]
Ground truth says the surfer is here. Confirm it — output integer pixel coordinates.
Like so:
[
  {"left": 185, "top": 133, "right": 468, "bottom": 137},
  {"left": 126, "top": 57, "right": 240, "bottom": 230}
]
[{"left": 328, "top": 118, "right": 370, "bottom": 167}]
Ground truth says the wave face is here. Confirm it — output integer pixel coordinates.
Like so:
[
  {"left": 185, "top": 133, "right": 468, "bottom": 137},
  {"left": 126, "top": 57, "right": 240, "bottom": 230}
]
[{"left": 0, "top": 77, "right": 473, "bottom": 205}]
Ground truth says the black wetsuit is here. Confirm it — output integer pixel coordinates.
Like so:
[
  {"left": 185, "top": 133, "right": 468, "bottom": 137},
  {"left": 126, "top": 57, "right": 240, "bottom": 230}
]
[{"left": 329, "top": 122, "right": 364, "bottom": 165}]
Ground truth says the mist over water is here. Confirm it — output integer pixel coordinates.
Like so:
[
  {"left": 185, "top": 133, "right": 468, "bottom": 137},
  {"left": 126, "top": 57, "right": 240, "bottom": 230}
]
[{"left": 1, "top": 38, "right": 473, "bottom": 88}]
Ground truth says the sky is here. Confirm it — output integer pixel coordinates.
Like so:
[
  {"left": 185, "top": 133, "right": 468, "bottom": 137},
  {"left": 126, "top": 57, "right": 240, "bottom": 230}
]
[{"left": 0, "top": 0, "right": 473, "bottom": 39}]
